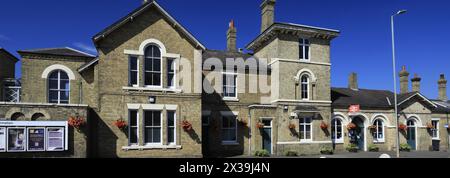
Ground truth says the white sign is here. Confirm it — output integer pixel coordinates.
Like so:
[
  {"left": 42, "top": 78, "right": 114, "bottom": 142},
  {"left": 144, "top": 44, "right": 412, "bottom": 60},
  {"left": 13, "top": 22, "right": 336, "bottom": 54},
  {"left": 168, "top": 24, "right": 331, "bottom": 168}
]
[
  {"left": 47, "top": 128, "right": 64, "bottom": 151},
  {"left": 0, "top": 128, "right": 5, "bottom": 152}
]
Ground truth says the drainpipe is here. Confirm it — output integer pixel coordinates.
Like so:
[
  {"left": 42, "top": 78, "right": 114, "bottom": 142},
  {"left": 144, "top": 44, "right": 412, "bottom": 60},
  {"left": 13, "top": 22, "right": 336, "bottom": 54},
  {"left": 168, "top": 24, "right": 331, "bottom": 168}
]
[
  {"left": 248, "top": 108, "right": 252, "bottom": 156},
  {"left": 79, "top": 80, "right": 83, "bottom": 104}
]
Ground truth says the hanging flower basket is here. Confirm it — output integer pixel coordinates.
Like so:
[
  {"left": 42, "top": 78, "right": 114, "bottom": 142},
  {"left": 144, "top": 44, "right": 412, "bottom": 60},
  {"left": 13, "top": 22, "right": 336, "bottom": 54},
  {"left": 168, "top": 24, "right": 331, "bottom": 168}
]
[
  {"left": 181, "top": 120, "right": 193, "bottom": 131},
  {"left": 398, "top": 124, "right": 407, "bottom": 131},
  {"left": 68, "top": 116, "right": 86, "bottom": 130},
  {"left": 426, "top": 123, "right": 434, "bottom": 130},
  {"left": 288, "top": 123, "right": 296, "bottom": 129},
  {"left": 368, "top": 125, "right": 377, "bottom": 131},
  {"left": 256, "top": 122, "right": 264, "bottom": 129},
  {"left": 320, "top": 121, "right": 329, "bottom": 130},
  {"left": 239, "top": 119, "right": 248, "bottom": 126},
  {"left": 347, "top": 123, "right": 357, "bottom": 130},
  {"left": 113, "top": 119, "right": 128, "bottom": 131}
]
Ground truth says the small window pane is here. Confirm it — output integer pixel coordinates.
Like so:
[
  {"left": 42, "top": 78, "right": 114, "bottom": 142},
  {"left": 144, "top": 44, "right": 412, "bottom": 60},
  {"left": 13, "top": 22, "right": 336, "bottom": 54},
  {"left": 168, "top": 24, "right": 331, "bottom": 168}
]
[
  {"left": 49, "top": 80, "right": 58, "bottom": 89},
  {"left": 60, "top": 72, "right": 69, "bottom": 80},
  {"left": 129, "top": 128, "right": 138, "bottom": 144},
  {"left": 145, "top": 128, "right": 153, "bottom": 143},
  {"left": 60, "top": 80, "right": 69, "bottom": 90},
  {"left": 49, "top": 91, "right": 58, "bottom": 103},
  {"left": 152, "top": 128, "right": 161, "bottom": 142},
  {"left": 168, "top": 128, "right": 174, "bottom": 143},
  {"left": 144, "top": 59, "right": 152, "bottom": 71},
  {"left": 304, "top": 46, "right": 310, "bottom": 59},
  {"left": 129, "top": 57, "right": 138, "bottom": 70},
  {"left": 129, "top": 111, "right": 137, "bottom": 126},
  {"left": 168, "top": 111, "right": 175, "bottom": 127}
]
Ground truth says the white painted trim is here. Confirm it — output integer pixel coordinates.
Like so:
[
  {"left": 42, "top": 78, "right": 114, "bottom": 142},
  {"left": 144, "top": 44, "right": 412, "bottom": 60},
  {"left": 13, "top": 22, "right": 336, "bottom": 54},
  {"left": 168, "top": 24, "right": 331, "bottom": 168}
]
[
  {"left": 165, "top": 105, "right": 178, "bottom": 111},
  {"left": 128, "top": 56, "right": 139, "bottom": 87},
  {"left": 268, "top": 58, "right": 331, "bottom": 66},
  {"left": 271, "top": 99, "right": 332, "bottom": 104},
  {"left": 142, "top": 104, "right": 165, "bottom": 110},
  {"left": 0, "top": 102, "right": 88, "bottom": 107},
  {"left": 122, "top": 86, "right": 182, "bottom": 93},
  {"left": 139, "top": 39, "right": 167, "bottom": 56},
  {"left": 41, "top": 64, "right": 76, "bottom": 80},
  {"left": 165, "top": 53, "right": 181, "bottom": 59},
  {"left": 398, "top": 93, "right": 437, "bottom": 108},
  {"left": 248, "top": 105, "right": 277, "bottom": 108},
  {"left": 331, "top": 118, "right": 344, "bottom": 143},
  {"left": 0, "top": 127, "right": 5, "bottom": 152},
  {"left": 220, "top": 111, "right": 239, "bottom": 116},
  {"left": 223, "top": 98, "right": 240, "bottom": 102},
  {"left": 127, "top": 104, "right": 141, "bottom": 110},
  {"left": 406, "top": 114, "right": 423, "bottom": 126},
  {"left": 277, "top": 141, "right": 332, "bottom": 145},
  {"left": 128, "top": 110, "right": 139, "bottom": 146},
  {"left": 295, "top": 68, "right": 317, "bottom": 82},
  {"left": 371, "top": 114, "right": 391, "bottom": 127},
  {"left": 0, "top": 121, "right": 67, "bottom": 127},
  {"left": 122, "top": 145, "right": 182, "bottom": 150}
]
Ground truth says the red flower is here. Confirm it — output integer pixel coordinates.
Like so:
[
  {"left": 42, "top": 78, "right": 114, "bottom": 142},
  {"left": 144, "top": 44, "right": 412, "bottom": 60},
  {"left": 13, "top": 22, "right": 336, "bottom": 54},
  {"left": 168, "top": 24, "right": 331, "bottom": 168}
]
[
  {"left": 114, "top": 119, "right": 127, "bottom": 130},
  {"left": 68, "top": 116, "right": 86, "bottom": 130},
  {"left": 426, "top": 123, "right": 434, "bottom": 129},
  {"left": 320, "top": 121, "right": 329, "bottom": 130},
  {"left": 256, "top": 122, "right": 264, "bottom": 129},
  {"left": 181, "top": 120, "right": 193, "bottom": 131},
  {"left": 347, "top": 123, "right": 357, "bottom": 130},
  {"left": 288, "top": 123, "right": 296, "bottom": 129},
  {"left": 399, "top": 124, "right": 407, "bottom": 131}
]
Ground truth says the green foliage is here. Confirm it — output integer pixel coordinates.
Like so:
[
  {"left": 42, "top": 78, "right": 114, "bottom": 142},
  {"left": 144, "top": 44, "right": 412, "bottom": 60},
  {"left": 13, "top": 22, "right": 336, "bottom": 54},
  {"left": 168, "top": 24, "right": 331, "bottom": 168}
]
[
  {"left": 284, "top": 151, "right": 298, "bottom": 157},
  {"left": 320, "top": 146, "right": 334, "bottom": 155},
  {"left": 368, "top": 144, "right": 380, "bottom": 152},
  {"left": 400, "top": 144, "right": 412, "bottom": 152},
  {"left": 254, "top": 149, "right": 270, "bottom": 157},
  {"left": 346, "top": 144, "right": 359, "bottom": 153}
]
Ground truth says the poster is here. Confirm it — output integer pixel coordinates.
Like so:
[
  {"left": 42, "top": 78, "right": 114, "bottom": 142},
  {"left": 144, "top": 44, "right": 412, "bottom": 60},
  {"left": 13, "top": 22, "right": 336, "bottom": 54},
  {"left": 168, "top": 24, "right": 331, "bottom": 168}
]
[
  {"left": 28, "top": 128, "right": 45, "bottom": 151},
  {"left": 8, "top": 128, "right": 26, "bottom": 151},
  {"left": 0, "top": 128, "right": 5, "bottom": 152},
  {"left": 47, "top": 128, "right": 64, "bottom": 151}
]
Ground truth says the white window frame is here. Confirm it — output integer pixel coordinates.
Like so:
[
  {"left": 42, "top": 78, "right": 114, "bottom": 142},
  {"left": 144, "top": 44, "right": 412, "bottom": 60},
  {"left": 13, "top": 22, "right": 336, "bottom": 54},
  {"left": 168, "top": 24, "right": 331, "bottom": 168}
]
[
  {"left": 221, "top": 114, "right": 238, "bottom": 144},
  {"left": 299, "top": 38, "right": 311, "bottom": 61},
  {"left": 331, "top": 118, "right": 343, "bottom": 143},
  {"left": 167, "top": 110, "right": 176, "bottom": 145},
  {"left": 299, "top": 117, "right": 312, "bottom": 142},
  {"left": 167, "top": 58, "right": 176, "bottom": 89},
  {"left": 0, "top": 127, "right": 6, "bottom": 152},
  {"left": 27, "top": 127, "right": 46, "bottom": 152},
  {"left": 372, "top": 119, "right": 385, "bottom": 143},
  {"left": 128, "top": 56, "right": 139, "bottom": 87},
  {"left": 432, "top": 119, "right": 440, "bottom": 140},
  {"left": 48, "top": 70, "right": 70, "bottom": 104},
  {"left": 128, "top": 110, "right": 139, "bottom": 146},
  {"left": 300, "top": 74, "right": 310, "bottom": 100},
  {"left": 46, "top": 127, "right": 65, "bottom": 152},
  {"left": 144, "top": 45, "right": 163, "bottom": 88},
  {"left": 261, "top": 118, "right": 274, "bottom": 154},
  {"left": 144, "top": 110, "right": 163, "bottom": 146},
  {"left": 7, "top": 127, "right": 26, "bottom": 152},
  {"left": 222, "top": 71, "right": 238, "bottom": 100}
]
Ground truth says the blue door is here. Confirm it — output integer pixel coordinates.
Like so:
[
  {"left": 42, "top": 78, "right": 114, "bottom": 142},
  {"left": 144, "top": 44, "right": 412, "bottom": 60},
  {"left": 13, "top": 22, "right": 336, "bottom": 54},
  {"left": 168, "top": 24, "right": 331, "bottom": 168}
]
[
  {"left": 262, "top": 120, "right": 272, "bottom": 154},
  {"left": 407, "top": 120, "right": 416, "bottom": 150}
]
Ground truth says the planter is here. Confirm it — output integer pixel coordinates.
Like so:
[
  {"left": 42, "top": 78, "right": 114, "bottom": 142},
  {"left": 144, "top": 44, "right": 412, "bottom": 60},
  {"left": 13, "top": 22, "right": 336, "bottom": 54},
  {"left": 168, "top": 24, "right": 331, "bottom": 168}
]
[
  {"left": 288, "top": 123, "right": 296, "bottom": 129},
  {"left": 347, "top": 123, "right": 357, "bottom": 130},
  {"left": 320, "top": 121, "right": 328, "bottom": 130},
  {"left": 68, "top": 116, "right": 86, "bottom": 130},
  {"left": 346, "top": 144, "right": 359, "bottom": 153},
  {"left": 256, "top": 122, "right": 264, "bottom": 129},
  {"left": 239, "top": 120, "right": 248, "bottom": 126},
  {"left": 368, "top": 144, "right": 380, "bottom": 152},
  {"left": 398, "top": 124, "right": 407, "bottom": 131},
  {"left": 426, "top": 123, "right": 434, "bottom": 130},
  {"left": 181, "top": 120, "right": 193, "bottom": 131},
  {"left": 113, "top": 119, "right": 128, "bottom": 131}
]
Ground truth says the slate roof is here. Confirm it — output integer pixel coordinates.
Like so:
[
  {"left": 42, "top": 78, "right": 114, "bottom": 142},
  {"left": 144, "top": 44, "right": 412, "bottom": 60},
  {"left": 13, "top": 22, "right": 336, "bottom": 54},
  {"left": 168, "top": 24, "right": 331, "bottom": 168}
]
[
  {"left": 202, "top": 50, "right": 269, "bottom": 71},
  {"left": 331, "top": 88, "right": 394, "bottom": 109},
  {"left": 78, "top": 57, "right": 99, "bottom": 72},
  {"left": 0, "top": 47, "right": 19, "bottom": 62},
  {"left": 430, "top": 99, "right": 450, "bottom": 113},
  {"left": 18, "top": 47, "right": 96, "bottom": 58}
]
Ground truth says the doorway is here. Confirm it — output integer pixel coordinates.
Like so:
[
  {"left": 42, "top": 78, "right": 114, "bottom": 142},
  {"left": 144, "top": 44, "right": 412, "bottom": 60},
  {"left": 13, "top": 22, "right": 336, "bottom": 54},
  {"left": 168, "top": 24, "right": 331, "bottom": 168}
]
[
  {"left": 351, "top": 117, "right": 365, "bottom": 150},
  {"left": 407, "top": 120, "right": 417, "bottom": 150},
  {"left": 261, "top": 119, "right": 272, "bottom": 154}
]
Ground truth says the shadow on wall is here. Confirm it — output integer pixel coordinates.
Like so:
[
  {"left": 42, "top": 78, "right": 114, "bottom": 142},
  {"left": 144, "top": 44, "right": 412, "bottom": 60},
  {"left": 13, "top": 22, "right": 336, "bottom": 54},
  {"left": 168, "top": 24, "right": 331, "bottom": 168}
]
[
  {"left": 89, "top": 109, "right": 118, "bottom": 158},
  {"left": 201, "top": 75, "right": 249, "bottom": 158}
]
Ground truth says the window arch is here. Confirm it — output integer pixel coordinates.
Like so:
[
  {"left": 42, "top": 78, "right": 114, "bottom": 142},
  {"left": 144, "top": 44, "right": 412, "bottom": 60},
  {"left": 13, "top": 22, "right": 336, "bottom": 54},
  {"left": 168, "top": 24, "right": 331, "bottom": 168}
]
[
  {"left": 144, "top": 44, "right": 162, "bottom": 87},
  {"left": 48, "top": 70, "right": 70, "bottom": 104},
  {"left": 372, "top": 119, "right": 385, "bottom": 143},
  {"left": 300, "top": 74, "right": 310, "bottom": 100},
  {"left": 11, "top": 112, "right": 25, "bottom": 121},
  {"left": 331, "top": 118, "right": 343, "bottom": 143}
]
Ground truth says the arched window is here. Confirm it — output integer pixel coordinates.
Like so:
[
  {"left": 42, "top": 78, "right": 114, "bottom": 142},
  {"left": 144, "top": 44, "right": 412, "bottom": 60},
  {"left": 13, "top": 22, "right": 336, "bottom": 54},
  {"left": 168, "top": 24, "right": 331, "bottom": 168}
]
[
  {"left": 331, "top": 118, "right": 343, "bottom": 143},
  {"left": 48, "top": 70, "right": 70, "bottom": 104},
  {"left": 372, "top": 119, "right": 384, "bottom": 143},
  {"left": 144, "top": 45, "right": 162, "bottom": 87},
  {"left": 300, "top": 75, "right": 309, "bottom": 100}
]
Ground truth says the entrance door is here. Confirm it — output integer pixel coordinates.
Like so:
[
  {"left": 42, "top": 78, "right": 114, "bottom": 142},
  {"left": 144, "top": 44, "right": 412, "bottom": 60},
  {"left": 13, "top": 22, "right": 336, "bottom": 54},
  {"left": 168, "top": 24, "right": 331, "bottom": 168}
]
[
  {"left": 352, "top": 117, "right": 365, "bottom": 150},
  {"left": 407, "top": 120, "right": 416, "bottom": 150},
  {"left": 262, "top": 119, "right": 272, "bottom": 154},
  {"left": 201, "top": 116, "right": 210, "bottom": 156}
]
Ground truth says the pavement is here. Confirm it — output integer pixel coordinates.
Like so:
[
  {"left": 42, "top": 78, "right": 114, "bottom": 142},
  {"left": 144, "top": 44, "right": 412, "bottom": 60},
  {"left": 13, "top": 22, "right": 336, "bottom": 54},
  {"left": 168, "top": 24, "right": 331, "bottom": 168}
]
[{"left": 296, "top": 151, "right": 450, "bottom": 158}]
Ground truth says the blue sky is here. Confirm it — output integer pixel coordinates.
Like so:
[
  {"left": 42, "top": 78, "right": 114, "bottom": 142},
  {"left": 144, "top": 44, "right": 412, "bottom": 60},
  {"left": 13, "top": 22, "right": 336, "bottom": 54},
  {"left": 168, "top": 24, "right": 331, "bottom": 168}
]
[{"left": 0, "top": 0, "right": 449, "bottom": 99}]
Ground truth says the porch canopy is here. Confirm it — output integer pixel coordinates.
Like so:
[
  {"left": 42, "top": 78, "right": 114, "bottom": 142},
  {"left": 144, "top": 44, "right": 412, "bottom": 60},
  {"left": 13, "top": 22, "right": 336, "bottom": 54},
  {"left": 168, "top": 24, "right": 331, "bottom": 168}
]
[{"left": 293, "top": 105, "right": 321, "bottom": 117}]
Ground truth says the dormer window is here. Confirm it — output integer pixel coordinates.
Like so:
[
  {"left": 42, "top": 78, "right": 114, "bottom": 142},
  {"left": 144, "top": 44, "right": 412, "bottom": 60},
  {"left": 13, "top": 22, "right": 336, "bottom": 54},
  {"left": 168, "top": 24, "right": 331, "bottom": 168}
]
[{"left": 299, "top": 38, "right": 310, "bottom": 61}]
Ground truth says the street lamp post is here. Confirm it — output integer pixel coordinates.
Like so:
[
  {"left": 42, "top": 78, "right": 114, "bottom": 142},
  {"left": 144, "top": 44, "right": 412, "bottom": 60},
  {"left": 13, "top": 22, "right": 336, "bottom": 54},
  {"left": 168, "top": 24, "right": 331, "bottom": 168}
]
[{"left": 391, "top": 9, "right": 407, "bottom": 158}]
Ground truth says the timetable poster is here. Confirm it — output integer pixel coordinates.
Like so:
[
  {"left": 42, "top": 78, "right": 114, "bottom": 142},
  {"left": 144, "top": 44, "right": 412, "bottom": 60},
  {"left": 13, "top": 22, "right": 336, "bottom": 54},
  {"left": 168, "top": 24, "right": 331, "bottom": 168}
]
[
  {"left": 28, "top": 128, "right": 45, "bottom": 151},
  {"left": 0, "top": 128, "right": 5, "bottom": 151},
  {"left": 47, "top": 128, "right": 64, "bottom": 151}
]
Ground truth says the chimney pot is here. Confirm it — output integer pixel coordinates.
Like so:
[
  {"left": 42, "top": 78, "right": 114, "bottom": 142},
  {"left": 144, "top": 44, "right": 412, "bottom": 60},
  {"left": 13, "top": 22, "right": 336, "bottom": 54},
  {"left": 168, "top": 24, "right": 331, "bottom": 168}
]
[
  {"left": 399, "top": 66, "right": 410, "bottom": 94},
  {"left": 438, "top": 74, "right": 448, "bottom": 101},
  {"left": 227, "top": 20, "right": 237, "bottom": 52},
  {"left": 348, "top": 72, "right": 358, "bottom": 91},
  {"left": 411, "top": 73, "right": 421, "bottom": 92}
]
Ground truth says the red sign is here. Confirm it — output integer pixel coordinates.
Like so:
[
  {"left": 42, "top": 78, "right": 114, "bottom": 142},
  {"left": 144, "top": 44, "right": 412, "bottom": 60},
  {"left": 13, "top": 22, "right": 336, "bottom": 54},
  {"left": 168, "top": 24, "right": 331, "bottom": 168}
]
[{"left": 349, "top": 105, "right": 360, "bottom": 113}]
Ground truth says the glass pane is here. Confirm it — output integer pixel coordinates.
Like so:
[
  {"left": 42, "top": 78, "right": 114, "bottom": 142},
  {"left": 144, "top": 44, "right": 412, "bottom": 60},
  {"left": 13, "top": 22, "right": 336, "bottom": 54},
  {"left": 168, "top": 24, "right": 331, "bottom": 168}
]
[
  {"left": 262, "top": 120, "right": 271, "bottom": 126},
  {"left": 306, "top": 131, "right": 311, "bottom": 139},
  {"left": 299, "top": 46, "right": 304, "bottom": 59},
  {"left": 153, "top": 111, "right": 161, "bottom": 126},
  {"left": 60, "top": 72, "right": 69, "bottom": 80},
  {"left": 129, "top": 57, "right": 138, "bottom": 70},
  {"left": 168, "top": 111, "right": 175, "bottom": 126},
  {"left": 60, "top": 91, "right": 69, "bottom": 101},
  {"left": 49, "top": 91, "right": 58, "bottom": 103},
  {"left": 129, "top": 110, "right": 137, "bottom": 126},
  {"left": 153, "top": 59, "right": 161, "bottom": 72},
  {"left": 144, "top": 46, "right": 152, "bottom": 57},
  {"left": 153, "top": 46, "right": 161, "bottom": 57},
  {"left": 168, "top": 128, "right": 174, "bottom": 143},
  {"left": 152, "top": 73, "right": 161, "bottom": 86},
  {"left": 223, "top": 117, "right": 230, "bottom": 128},
  {"left": 49, "top": 71, "right": 59, "bottom": 79},
  {"left": 60, "top": 80, "right": 69, "bottom": 90},
  {"left": 305, "top": 46, "right": 309, "bottom": 59},
  {"left": 168, "top": 74, "right": 174, "bottom": 87},
  {"left": 130, "top": 128, "right": 138, "bottom": 144},
  {"left": 304, "top": 39, "right": 310, "bottom": 45},
  {"left": 145, "top": 128, "right": 153, "bottom": 143},
  {"left": 144, "top": 111, "right": 153, "bottom": 126},
  {"left": 144, "top": 72, "right": 152, "bottom": 86},
  {"left": 230, "top": 129, "right": 236, "bottom": 141},
  {"left": 130, "top": 72, "right": 137, "bottom": 85},
  {"left": 144, "top": 59, "right": 152, "bottom": 71},
  {"left": 167, "top": 59, "right": 174, "bottom": 72},
  {"left": 153, "top": 128, "right": 161, "bottom": 142},
  {"left": 49, "top": 79, "right": 58, "bottom": 89},
  {"left": 299, "top": 38, "right": 304, "bottom": 44}
]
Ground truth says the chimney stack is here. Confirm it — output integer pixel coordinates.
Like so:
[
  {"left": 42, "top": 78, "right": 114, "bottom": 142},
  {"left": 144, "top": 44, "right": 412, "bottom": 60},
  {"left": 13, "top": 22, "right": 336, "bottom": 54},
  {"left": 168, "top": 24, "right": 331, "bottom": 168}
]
[
  {"left": 348, "top": 72, "right": 358, "bottom": 91},
  {"left": 411, "top": 74, "right": 421, "bottom": 93},
  {"left": 438, "top": 74, "right": 448, "bottom": 101},
  {"left": 227, "top": 20, "right": 237, "bottom": 52},
  {"left": 399, "top": 66, "right": 410, "bottom": 94},
  {"left": 261, "top": 0, "right": 276, "bottom": 33}
]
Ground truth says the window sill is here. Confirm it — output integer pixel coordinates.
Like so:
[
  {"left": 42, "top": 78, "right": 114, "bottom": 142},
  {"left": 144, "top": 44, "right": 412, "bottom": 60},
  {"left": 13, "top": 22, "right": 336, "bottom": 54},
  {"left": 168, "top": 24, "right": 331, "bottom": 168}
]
[
  {"left": 332, "top": 140, "right": 344, "bottom": 144},
  {"left": 122, "top": 145, "right": 182, "bottom": 151},
  {"left": 222, "top": 141, "right": 240, "bottom": 146},
  {"left": 222, "top": 98, "right": 240, "bottom": 102},
  {"left": 122, "top": 86, "right": 182, "bottom": 93},
  {"left": 432, "top": 138, "right": 440, "bottom": 141}
]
